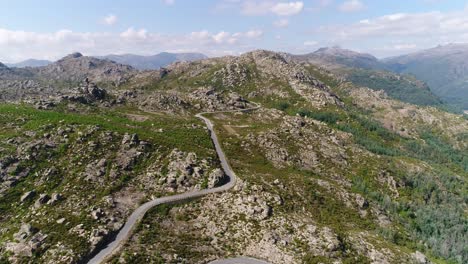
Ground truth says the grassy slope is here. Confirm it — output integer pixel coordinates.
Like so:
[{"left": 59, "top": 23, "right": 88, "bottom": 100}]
[
  {"left": 0, "top": 103, "right": 218, "bottom": 262},
  {"left": 109, "top": 59, "right": 466, "bottom": 263}
]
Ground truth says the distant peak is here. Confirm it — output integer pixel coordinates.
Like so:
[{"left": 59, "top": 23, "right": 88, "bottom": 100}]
[
  {"left": 61, "top": 52, "right": 84, "bottom": 61},
  {"left": 0, "top": 62, "right": 7, "bottom": 68},
  {"left": 313, "top": 46, "right": 377, "bottom": 60}
]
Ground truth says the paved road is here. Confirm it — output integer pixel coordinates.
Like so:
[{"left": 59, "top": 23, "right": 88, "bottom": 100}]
[
  {"left": 88, "top": 106, "right": 262, "bottom": 264},
  {"left": 209, "top": 257, "right": 271, "bottom": 264}
]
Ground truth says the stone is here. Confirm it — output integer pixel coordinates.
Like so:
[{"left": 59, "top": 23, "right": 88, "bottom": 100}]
[
  {"left": 91, "top": 208, "right": 105, "bottom": 220},
  {"left": 34, "top": 194, "right": 50, "bottom": 208},
  {"left": 355, "top": 194, "right": 369, "bottom": 209},
  {"left": 47, "top": 193, "right": 63, "bottom": 205},
  {"left": 411, "top": 251, "right": 431, "bottom": 264},
  {"left": 13, "top": 223, "right": 37, "bottom": 242},
  {"left": 208, "top": 168, "right": 226, "bottom": 188},
  {"left": 20, "top": 190, "right": 36, "bottom": 202}
]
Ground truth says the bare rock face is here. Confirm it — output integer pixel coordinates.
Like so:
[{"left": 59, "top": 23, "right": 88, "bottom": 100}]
[
  {"left": 242, "top": 50, "right": 343, "bottom": 108},
  {"left": 5, "top": 223, "right": 46, "bottom": 259},
  {"left": 189, "top": 87, "right": 251, "bottom": 111},
  {"left": 412, "top": 251, "right": 432, "bottom": 264}
]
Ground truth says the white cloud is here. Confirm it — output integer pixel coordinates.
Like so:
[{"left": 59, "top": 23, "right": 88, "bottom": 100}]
[
  {"left": 274, "top": 19, "right": 289, "bottom": 27},
  {"left": 271, "top": 1, "right": 304, "bottom": 16},
  {"left": 339, "top": 0, "right": 365, "bottom": 13},
  {"left": 120, "top": 27, "right": 148, "bottom": 40},
  {"left": 224, "top": 1, "right": 304, "bottom": 16},
  {"left": 316, "top": 8, "right": 468, "bottom": 57},
  {"left": 162, "top": 0, "right": 175, "bottom": 5},
  {"left": 102, "top": 14, "right": 118, "bottom": 25},
  {"left": 0, "top": 27, "right": 264, "bottom": 62},
  {"left": 320, "top": 10, "right": 468, "bottom": 39}
]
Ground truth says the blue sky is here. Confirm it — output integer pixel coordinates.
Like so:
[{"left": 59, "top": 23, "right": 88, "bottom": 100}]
[{"left": 1, "top": 0, "right": 468, "bottom": 62}]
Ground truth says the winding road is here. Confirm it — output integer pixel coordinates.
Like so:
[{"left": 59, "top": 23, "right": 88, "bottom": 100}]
[{"left": 88, "top": 105, "right": 269, "bottom": 264}]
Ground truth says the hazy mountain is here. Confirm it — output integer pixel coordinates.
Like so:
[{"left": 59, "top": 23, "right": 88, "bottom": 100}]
[
  {"left": 6, "top": 59, "right": 52, "bottom": 68},
  {"left": 292, "top": 47, "right": 388, "bottom": 70},
  {"left": 290, "top": 48, "right": 442, "bottom": 106},
  {"left": 384, "top": 43, "right": 468, "bottom": 110},
  {"left": 96, "top": 52, "right": 208, "bottom": 70}
]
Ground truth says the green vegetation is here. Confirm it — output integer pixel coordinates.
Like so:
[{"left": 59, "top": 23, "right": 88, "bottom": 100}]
[
  {"left": 0, "top": 103, "right": 218, "bottom": 262},
  {"left": 346, "top": 69, "right": 442, "bottom": 106}
]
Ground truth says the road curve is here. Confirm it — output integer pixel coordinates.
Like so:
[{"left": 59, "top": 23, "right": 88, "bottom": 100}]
[{"left": 88, "top": 106, "right": 260, "bottom": 264}]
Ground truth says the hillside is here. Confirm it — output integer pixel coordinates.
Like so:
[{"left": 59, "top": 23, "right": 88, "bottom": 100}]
[
  {"left": 291, "top": 48, "right": 442, "bottom": 106},
  {"left": 384, "top": 43, "right": 468, "bottom": 110},
  {"left": 0, "top": 50, "right": 466, "bottom": 264},
  {"left": 97, "top": 52, "right": 208, "bottom": 70}
]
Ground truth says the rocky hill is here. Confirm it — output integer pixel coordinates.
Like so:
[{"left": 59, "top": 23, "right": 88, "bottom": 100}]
[
  {"left": 32, "top": 52, "right": 137, "bottom": 86},
  {"left": 384, "top": 43, "right": 468, "bottom": 110},
  {"left": 290, "top": 48, "right": 442, "bottom": 106},
  {"left": 0, "top": 50, "right": 466, "bottom": 264},
  {"left": 97, "top": 52, "right": 208, "bottom": 70}
]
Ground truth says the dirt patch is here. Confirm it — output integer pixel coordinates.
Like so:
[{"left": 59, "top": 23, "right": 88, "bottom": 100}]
[
  {"left": 223, "top": 125, "right": 238, "bottom": 135},
  {"left": 126, "top": 114, "right": 149, "bottom": 122}
]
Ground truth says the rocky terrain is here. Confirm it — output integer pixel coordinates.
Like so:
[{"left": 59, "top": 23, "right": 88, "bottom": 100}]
[{"left": 0, "top": 50, "right": 466, "bottom": 264}]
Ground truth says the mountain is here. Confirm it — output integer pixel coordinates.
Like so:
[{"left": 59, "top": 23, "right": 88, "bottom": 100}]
[
  {"left": 96, "top": 52, "right": 208, "bottom": 70},
  {"left": 293, "top": 47, "right": 387, "bottom": 70},
  {"left": 6, "top": 59, "right": 52, "bottom": 68},
  {"left": 384, "top": 43, "right": 468, "bottom": 110},
  {"left": 33, "top": 52, "right": 137, "bottom": 85},
  {"left": 0, "top": 50, "right": 466, "bottom": 264},
  {"left": 291, "top": 48, "right": 442, "bottom": 106}
]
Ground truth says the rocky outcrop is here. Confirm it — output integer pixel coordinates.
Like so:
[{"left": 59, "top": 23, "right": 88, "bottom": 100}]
[
  {"left": 5, "top": 223, "right": 47, "bottom": 259},
  {"left": 189, "top": 87, "right": 251, "bottom": 111}
]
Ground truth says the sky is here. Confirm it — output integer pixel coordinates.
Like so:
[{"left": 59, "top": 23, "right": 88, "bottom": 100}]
[{"left": 1, "top": 0, "right": 468, "bottom": 62}]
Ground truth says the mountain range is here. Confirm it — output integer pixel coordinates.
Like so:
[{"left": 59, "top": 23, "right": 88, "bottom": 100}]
[
  {"left": 384, "top": 43, "right": 468, "bottom": 110},
  {"left": 96, "top": 52, "right": 208, "bottom": 70},
  {"left": 4, "top": 52, "right": 207, "bottom": 70},
  {"left": 295, "top": 45, "right": 468, "bottom": 111},
  {"left": 0, "top": 49, "right": 466, "bottom": 264},
  {"left": 5, "top": 45, "right": 468, "bottom": 110},
  {"left": 5, "top": 59, "right": 52, "bottom": 68}
]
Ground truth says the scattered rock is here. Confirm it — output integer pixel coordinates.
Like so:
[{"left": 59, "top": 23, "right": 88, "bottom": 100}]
[
  {"left": 20, "top": 190, "right": 36, "bottom": 202},
  {"left": 34, "top": 194, "right": 50, "bottom": 208}
]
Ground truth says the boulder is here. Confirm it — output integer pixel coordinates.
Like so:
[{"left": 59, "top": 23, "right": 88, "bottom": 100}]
[
  {"left": 34, "top": 194, "right": 50, "bottom": 208},
  {"left": 411, "top": 251, "right": 431, "bottom": 264},
  {"left": 20, "top": 190, "right": 36, "bottom": 202},
  {"left": 208, "top": 169, "right": 226, "bottom": 188}
]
